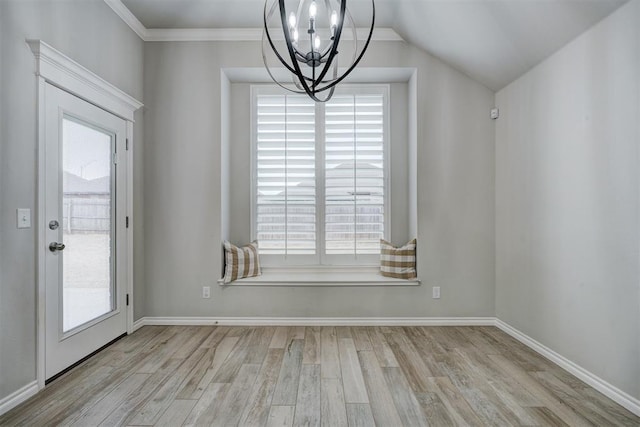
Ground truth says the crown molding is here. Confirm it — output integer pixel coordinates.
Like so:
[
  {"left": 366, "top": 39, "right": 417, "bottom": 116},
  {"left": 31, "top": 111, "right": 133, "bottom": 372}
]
[
  {"left": 104, "top": 0, "right": 403, "bottom": 42},
  {"left": 145, "top": 27, "right": 403, "bottom": 42},
  {"left": 104, "top": 0, "right": 147, "bottom": 40}
]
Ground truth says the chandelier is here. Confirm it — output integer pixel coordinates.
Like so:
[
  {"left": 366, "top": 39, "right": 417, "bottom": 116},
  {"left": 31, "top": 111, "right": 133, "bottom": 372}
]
[{"left": 262, "top": 0, "right": 375, "bottom": 102}]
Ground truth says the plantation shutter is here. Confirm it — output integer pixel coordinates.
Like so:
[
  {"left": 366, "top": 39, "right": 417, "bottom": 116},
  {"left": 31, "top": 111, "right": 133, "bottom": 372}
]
[
  {"left": 255, "top": 94, "right": 316, "bottom": 255},
  {"left": 324, "top": 93, "right": 385, "bottom": 255}
]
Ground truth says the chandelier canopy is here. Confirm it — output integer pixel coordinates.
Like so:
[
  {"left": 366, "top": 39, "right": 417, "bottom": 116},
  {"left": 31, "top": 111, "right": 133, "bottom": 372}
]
[{"left": 262, "top": 0, "right": 375, "bottom": 102}]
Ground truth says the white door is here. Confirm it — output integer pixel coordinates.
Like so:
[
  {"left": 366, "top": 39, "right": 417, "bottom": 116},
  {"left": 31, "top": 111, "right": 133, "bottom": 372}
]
[{"left": 44, "top": 83, "right": 128, "bottom": 380}]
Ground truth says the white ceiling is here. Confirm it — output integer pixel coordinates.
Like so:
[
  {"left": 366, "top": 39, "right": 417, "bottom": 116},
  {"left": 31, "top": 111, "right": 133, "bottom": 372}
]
[{"left": 119, "top": 0, "right": 628, "bottom": 91}]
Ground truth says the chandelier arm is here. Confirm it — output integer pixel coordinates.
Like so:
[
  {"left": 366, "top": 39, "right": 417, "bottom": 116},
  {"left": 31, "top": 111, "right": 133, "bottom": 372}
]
[
  {"left": 278, "top": 0, "right": 326, "bottom": 101},
  {"left": 346, "top": 5, "right": 358, "bottom": 66},
  {"left": 312, "top": 0, "right": 347, "bottom": 87},
  {"left": 311, "top": 0, "right": 375, "bottom": 94},
  {"left": 262, "top": 41, "right": 306, "bottom": 94},
  {"left": 264, "top": 0, "right": 298, "bottom": 75}
]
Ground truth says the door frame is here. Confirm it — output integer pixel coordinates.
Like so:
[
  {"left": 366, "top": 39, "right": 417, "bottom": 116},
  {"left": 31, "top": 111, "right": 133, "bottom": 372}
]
[{"left": 28, "top": 40, "right": 143, "bottom": 389}]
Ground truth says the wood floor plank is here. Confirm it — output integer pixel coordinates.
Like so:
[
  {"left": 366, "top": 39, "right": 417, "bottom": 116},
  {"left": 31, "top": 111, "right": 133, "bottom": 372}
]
[
  {"left": 244, "top": 326, "right": 277, "bottom": 365},
  {"left": 172, "top": 327, "right": 215, "bottom": 359},
  {"left": 531, "top": 370, "right": 624, "bottom": 426},
  {"left": 290, "top": 326, "right": 306, "bottom": 340},
  {"left": 321, "top": 327, "right": 341, "bottom": 379},
  {"left": 3, "top": 326, "right": 638, "bottom": 427},
  {"left": 437, "top": 352, "right": 517, "bottom": 426},
  {"left": 451, "top": 348, "right": 541, "bottom": 426},
  {"left": 414, "top": 392, "right": 455, "bottom": 427},
  {"left": 175, "top": 335, "right": 240, "bottom": 400},
  {"left": 336, "top": 326, "right": 353, "bottom": 339},
  {"left": 0, "top": 365, "right": 115, "bottom": 427},
  {"left": 338, "top": 338, "right": 369, "bottom": 403},
  {"left": 487, "top": 353, "right": 595, "bottom": 427},
  {"left": 351, "top": 327, "right": 373, "bottom": 351},
  {"left": 384, "top": 329, "right": 432, "bottom": 392},
  {"left": 211, "top": 328, "right": 254, "bottom": 383},
  {"left": 270, "top": 327, "right": 290, "bottom": 348},
  {"left": 480, "top": 327, "right": 550, "bottom": 372},
  {"left": 526, "top": 406, "right": 571, "bottom": 427},
  {"left": 210, "top": 363, "right": 262, "bottom": 427},
  {"left": 403, "top": 327, "right": 446, "bottom": 375},
  {"left": 271, "top": 339, "right": 304, "bottom": 405},
  {"left": 427, "top": 376, "right": 484, "bottom": 427},
  {"left": 11, "top": 328, "right": 175, "bottom": 426},
  {"left": 136, "top": 326, "right": 199, "bottom": 374},
  {"left": 153, "top": 399, "right": 197, "bottom": 427},
  {"left": 321, "top": 378, "right": 348, "bottom": 427},
  {"left": 239, "top": 348, "right": 286, "bottom": 427},
  {"left": 182, "top": 382, "right": 229, "bottom": 427},
  {"left": 293, "top": 364, "right": 321, "bottom": 427},
  {"left": 358, "top": 350, "right": 403, "bottom": 426},
  {"left": 267, "top": 406, "right": 295, "bottom": 427},
  {"left": 99, "top": 358, "right": 183, "bottom": 426},
  {"left": 303, "top": 326, "right": 321, "bottom": 364},
  {"left": 345, "top": 403, "right": 376, "bottom": 427},
  {"left": 198, "top": 325, "right": 229, "bottom": 348},
  {"left": 67, "top": 373, "right": 150, "bottom": 426},
  {"left": 578, "top": 387, "right": 640, "bottom": 426},
  {"left": 128, "top": 348, "right": 209, "bottom": 425},
  {"left": 455, "top": 347, "right": 541, "bottom": 407},
  {"left": 367, "top": 327, "right": 399, "bottom": 368},
  {"left": 382, "top": 367, "right": 430, "bottom": 426}
]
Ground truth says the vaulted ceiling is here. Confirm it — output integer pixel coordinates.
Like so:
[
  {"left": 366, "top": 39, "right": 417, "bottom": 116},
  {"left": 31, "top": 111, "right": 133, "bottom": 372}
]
[{"left": 118, "top": 0, "right": 628, "bottom": 91}]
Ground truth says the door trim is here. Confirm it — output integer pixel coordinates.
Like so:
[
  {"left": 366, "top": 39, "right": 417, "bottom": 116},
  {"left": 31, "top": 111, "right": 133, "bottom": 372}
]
[{"left": 29, "top": 39, "right": 142, "bottom": 390}]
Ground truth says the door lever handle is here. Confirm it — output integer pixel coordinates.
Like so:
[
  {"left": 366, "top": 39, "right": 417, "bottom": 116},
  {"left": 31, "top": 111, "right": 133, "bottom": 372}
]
[{"left": 49, "top": 242, "right": 66, "bottom": 252}]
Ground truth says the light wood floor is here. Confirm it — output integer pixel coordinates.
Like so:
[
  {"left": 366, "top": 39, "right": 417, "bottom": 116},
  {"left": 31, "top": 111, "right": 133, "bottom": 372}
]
[{"left": 1, "top": 326, "right": 638, "bottom": 426}]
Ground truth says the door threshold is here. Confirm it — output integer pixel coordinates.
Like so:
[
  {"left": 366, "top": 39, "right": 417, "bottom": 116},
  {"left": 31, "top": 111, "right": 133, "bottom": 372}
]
[{"left": 45, "top": 333, "right": 127, "bottom": 385}]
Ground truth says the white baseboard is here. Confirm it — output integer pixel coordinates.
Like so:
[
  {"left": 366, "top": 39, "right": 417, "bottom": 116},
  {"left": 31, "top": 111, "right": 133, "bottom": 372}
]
[
  {"left": 132, "top": 317, "right": 145, "bottom": 332},
  {"left": 0, "top": 381, "right": 39, "bottom": 416},
  {"left": 134, "top": 316, "right": 496, "bottom": 327},
  {"left": 495, "top": 319, "right": 640, "bottom": 417}
]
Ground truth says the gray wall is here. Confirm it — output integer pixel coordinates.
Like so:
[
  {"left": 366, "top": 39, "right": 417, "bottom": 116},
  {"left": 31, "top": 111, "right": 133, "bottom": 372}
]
[
  {"left": 495, "top": 0, "right": 640, "bottom": 400},
  {"left": 142, "top": 40, "right": 496, "bottom": 318},
  {"left": 0, "top": 0, "right": 144, "bottom": 401}
]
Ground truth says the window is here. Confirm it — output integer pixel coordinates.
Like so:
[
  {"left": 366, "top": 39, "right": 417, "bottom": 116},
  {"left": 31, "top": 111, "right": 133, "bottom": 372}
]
[{"left": 252, "top": 85, "right": 389, "bottom": 266}]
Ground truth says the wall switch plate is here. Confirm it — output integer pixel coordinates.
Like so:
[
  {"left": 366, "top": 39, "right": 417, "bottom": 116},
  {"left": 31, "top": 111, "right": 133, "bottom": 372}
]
[
  {"left": 432, "top": 286, "right": 441, "bottom": 299},
  {"left": 490, "top": 108, "right": 500, "bottom": 120},
  {"left": 202, "top": 286, "right": 211, "bottom": 299},
  {"left": 17, "top": 209, "right": 31, "bottom": 229}
]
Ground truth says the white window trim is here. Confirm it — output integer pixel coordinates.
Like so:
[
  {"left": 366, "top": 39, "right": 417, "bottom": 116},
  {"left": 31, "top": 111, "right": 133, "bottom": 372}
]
[{"left": 250, "top": 84, "right": 391, "bottom": 267}]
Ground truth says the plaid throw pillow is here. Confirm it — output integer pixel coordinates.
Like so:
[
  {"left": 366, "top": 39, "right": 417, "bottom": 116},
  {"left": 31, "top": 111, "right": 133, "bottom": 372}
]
[
  {"left": 380, "top": 239, "right": 417, "bottom": 279},
  {"left": 223, "top": 241, "right": 261, "bottom": 284}
]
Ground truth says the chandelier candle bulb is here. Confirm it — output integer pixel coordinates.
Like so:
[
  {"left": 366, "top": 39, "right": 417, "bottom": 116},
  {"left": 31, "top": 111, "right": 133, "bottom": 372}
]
[
  {"left": 331, "top": 10, "right": 338, "bottom": 38},
  {"left": 309, "top": 1, "right": 317, "bottom": 18},
  {"left": 289, "top": 12, "right": 296, "bottom": 28}
]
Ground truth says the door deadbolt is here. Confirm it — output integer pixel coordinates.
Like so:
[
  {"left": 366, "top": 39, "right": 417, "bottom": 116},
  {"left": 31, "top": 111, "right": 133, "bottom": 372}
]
[{"left": 49, "top": 220, "right": 59, "bottom": 230}]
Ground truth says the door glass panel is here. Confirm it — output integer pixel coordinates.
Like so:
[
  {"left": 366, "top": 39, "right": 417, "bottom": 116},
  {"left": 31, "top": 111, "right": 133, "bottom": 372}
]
[{"left": 62, "top": 117, "right": 114, "bottom": 332}]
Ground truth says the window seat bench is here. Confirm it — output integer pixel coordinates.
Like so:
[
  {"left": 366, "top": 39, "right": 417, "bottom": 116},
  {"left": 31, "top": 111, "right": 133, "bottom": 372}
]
[{"left": 218, "top": 267, "right": 421, "bottom": 287}]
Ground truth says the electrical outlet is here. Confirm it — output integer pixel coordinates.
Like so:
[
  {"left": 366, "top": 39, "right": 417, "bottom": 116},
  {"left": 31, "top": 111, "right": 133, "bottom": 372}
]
[
  {"left": 432, "top": 286, "right": 441, "bottom": 299},
  {"left": 202, "top": 286, "right": 211, "bottom": 299}
]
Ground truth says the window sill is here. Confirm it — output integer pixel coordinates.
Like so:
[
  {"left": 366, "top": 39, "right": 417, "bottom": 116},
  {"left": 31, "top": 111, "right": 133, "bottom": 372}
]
[{"left": 218, "top": 266, "right": 421, "bottom": 287}]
